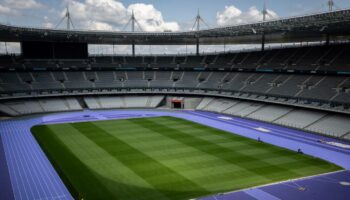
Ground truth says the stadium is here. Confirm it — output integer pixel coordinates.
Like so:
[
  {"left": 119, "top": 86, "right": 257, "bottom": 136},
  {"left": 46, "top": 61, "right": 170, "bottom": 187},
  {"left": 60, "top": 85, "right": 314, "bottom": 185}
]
[{"left": 0, "top": 0, "right": 350, "bottom": 200}]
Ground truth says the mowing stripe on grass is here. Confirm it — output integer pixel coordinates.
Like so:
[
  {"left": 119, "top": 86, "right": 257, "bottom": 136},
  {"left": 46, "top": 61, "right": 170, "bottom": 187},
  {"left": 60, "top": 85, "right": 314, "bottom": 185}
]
[
  {"left": 93, "top": 119, "right": 260, "bottom": 192},
  {"left": 70, "top": 122, "right": 209, "bottom": 200},
  {"left": 31, "top": 125, "right": 116, "bottom": 200},
  {"left": 46, "top": 123, "right": 170, "bottom": 200},
  {"left": 96, "top": 120, "right": 306, "bottom": 177},
  {"left": 119, "top": 117, "right": 327, "bottom": 180},
  {"left": 149, "top": 117, "right": 340, "bottom": 175},
  {"left": 132, "top": 117, "right": 301, "bottom": 180}
]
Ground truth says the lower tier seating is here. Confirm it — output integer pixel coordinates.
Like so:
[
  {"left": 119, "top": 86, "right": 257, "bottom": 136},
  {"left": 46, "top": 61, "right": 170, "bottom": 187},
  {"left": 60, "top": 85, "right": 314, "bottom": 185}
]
[
  {"left": 0, "top": 98, "right": 82, "bottom": 116},
  {"left": 196, "top": 97, "right": 350, "bottom": 140},
  {"left": 83, "top": 96, "right": 164, "bottom": 110}
]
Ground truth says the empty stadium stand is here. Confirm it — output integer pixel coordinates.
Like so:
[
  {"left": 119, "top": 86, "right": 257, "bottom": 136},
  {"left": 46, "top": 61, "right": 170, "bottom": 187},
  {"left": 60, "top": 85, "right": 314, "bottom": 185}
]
[
  {"left": 84, "top": 96, "right": 164, "bottom": 110},
  {"left": 0, "top": 96, "right": 164, "bottom": 116},
  {"left": 2, "top": 43, "right": 350, "bottom": 71},
  {"left": 0, "top": 70, "right": 348, "bottom": 113},
  {"left": 195, "top": 97, "right": 350, "bottom": 140},
  {"left": 0, "top": 98, "right": 82, "bottom": 116},
  {"left": 0, "top": 43, "right": 349, "bottom": 141}
]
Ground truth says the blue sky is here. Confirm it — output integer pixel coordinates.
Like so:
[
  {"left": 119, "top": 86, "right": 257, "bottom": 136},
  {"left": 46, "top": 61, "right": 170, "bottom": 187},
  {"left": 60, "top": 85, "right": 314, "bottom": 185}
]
[
  {"left": 1, "top": 0, "right": 349, "bottom": 54},
  {"left": 122, "top": 0, "right": 350, "bottom": 23},
  {"left": 0, "top": 0, "right": 350, "bottom": 31}
]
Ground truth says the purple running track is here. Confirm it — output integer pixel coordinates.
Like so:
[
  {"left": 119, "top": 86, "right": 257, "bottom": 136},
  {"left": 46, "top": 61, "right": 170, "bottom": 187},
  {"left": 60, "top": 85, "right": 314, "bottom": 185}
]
[
  {"left": 0, "top": 109, "right": 349, "bottom": 200},
  {"left": 0, "top": 133, "right": 15, "bottom": 200}
]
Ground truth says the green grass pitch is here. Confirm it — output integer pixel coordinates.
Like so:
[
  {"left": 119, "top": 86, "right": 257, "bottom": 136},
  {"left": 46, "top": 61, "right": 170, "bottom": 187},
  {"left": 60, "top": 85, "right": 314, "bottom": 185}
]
[{"left": 31, "top": 116, "right": 342, "bottom": 200}]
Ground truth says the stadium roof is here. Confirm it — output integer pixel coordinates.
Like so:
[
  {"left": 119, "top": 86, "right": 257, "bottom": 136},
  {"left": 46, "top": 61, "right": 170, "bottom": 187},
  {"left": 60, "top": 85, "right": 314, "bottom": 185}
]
[{"left": 1, "top": 8, "right": 350, "bottom": 45}]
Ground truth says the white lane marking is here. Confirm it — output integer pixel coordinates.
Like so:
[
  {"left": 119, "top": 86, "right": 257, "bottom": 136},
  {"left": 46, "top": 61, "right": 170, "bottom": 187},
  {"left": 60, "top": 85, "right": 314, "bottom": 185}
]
[
  {"left": 254, "top": 127, "right": 271, "bottom": 133},
  {"left": 325, "top": 142, "right": 350, "bottom": 149},
  {"left": 218, "top": 116, "right": 233, "bottom": 120}
]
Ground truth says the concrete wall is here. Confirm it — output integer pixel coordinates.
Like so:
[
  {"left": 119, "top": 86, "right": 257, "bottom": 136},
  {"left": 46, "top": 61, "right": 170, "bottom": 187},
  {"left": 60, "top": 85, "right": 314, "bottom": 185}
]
[{"left": 184, "top": 97, "right": 202, "bottom": 109}]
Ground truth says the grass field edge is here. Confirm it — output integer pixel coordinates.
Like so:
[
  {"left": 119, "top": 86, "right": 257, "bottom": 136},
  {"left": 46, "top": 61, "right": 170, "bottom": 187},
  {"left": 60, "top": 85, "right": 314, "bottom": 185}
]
[
  {"left": 194, "top": 169, "right": 347, "bottom": 200},
  {"left": 31, "top": 125, "right": 79, "bottom": 199},
  {"left": 30, "top": 125, "right": 116, "bottom": 200}
]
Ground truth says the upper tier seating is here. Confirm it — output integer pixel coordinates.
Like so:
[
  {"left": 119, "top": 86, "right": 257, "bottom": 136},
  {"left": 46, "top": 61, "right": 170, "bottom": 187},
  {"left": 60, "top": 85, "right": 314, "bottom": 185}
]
[
  {"left": 3, "top": 43, "right": 349, "bottom": 71},
  {"left": 1, "top": 71, "right": 348, "bottom": 106}
]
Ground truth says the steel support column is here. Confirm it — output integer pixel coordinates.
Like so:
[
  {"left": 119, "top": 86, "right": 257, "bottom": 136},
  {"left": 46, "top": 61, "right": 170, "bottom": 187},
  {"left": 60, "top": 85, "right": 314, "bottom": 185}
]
[
  {"left": 261, "top": 32, "right": 266, "bottom": 51},
  {"left": 196, "top": 37, "right": 200, "bottom": 56}
]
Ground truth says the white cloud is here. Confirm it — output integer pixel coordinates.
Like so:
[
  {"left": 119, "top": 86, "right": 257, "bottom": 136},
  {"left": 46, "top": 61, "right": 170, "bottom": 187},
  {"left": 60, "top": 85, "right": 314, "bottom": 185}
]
[
  {"left": 217, "top": 5, "right": 278, "bottom": 26},
  {"left": 55, "top": 0, "right": 179, "bottom": 32},
  {"left": 82, "top": 20, "right": 114, "bottom": 31},
  {"left": 65, "top": 0, "right": 127, "bottom": 25},
  {"left": 4, "top": 0, "right": 45, "bottom": 10},
  {"left": 0, "top": 0, "right": 45, "bottom": 17},
  {"left": 42, "top": 16, "right": 53, "bottom": 28},
  {"left": 217, "top": 5, "right": 242, "bottom": 26},
  {"left": 0, "top": 0, "right": 47, "bottom": 17},
  {"left": 127, "top": 4, "right": 180, "bottom": 32},
  {"left": 53, "top": 0, "right": 127, "bottom": 30},
  {"left": 0, "top": 4, "right": 14, "bottom": 15}
]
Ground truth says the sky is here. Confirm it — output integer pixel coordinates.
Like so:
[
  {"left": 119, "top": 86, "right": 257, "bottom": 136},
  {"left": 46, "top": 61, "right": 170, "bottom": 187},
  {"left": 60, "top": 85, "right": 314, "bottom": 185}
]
[
  {"left": 0, "top": 0, "right": 349, "bottom": 55},
  {"left": 0, "top": 0, "right": 350, "bottom": 32}
]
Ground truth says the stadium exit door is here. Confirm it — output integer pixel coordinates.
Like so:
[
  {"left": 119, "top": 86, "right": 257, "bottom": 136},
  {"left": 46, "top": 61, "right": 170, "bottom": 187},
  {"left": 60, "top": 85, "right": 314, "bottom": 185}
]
[{"left": 171, "top": 98, "right": 184, "bottom": 109}]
